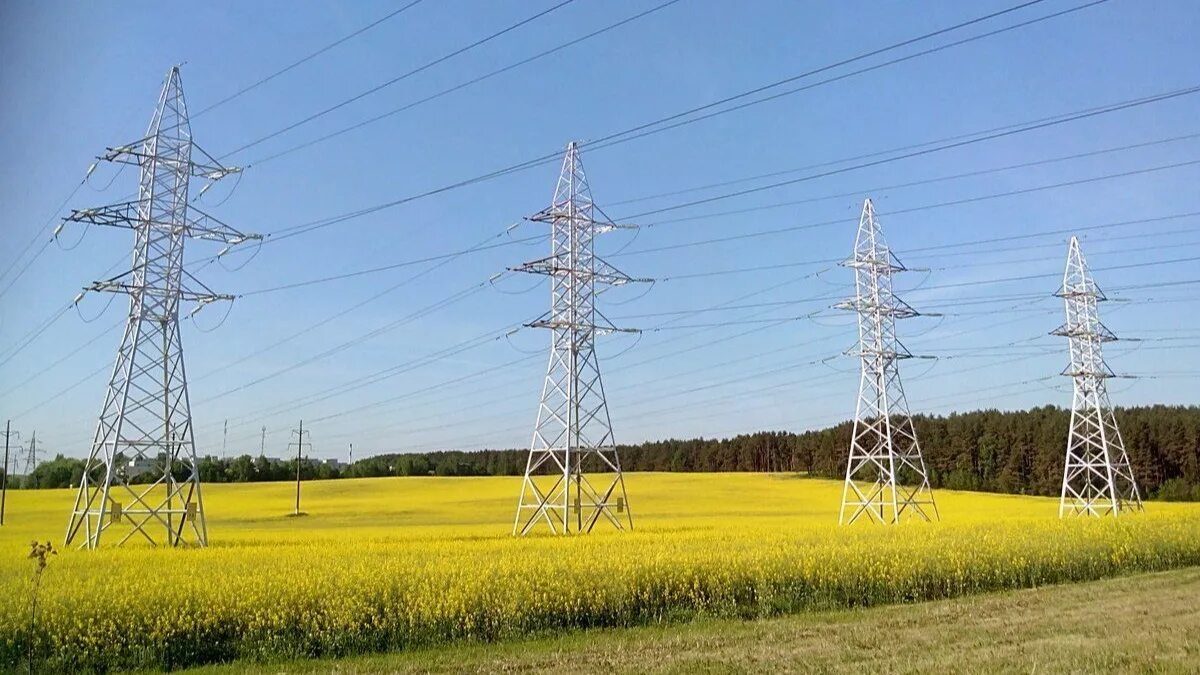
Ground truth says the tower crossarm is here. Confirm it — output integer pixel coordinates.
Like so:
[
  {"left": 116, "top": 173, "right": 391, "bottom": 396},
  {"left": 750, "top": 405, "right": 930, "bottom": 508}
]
[
  {"left": 833, "top": 297, "right": 920, "bottom": 318},
  {"left": 526, "top": 210, "right": 637, "bottom": 235},
  {"left": 96, "top": 139, "right": 242, "bottom": 182},
  {"left": 510, "top": 255, "right": 648, "bottom": 286},
  {"left": 61, "top": 201, "right": 260, "bottom": 245},
  {"left": 1051, "top": 321, "right": 1118, "bottom": 342},
  {"left": 84, "top": 267, "right": 234, "bottom": 305},
  {"left": 841, "top": 255, "right": 906, "bottom": 273}
]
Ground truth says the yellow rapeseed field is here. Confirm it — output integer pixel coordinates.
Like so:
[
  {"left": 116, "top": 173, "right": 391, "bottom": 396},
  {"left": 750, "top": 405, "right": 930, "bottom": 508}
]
[{"left": 2, "top": 473, "right": 1199, "bottom": 671}]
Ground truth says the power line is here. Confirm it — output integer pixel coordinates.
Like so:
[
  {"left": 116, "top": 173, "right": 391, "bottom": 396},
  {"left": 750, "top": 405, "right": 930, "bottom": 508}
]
[
  {"left": 576, "top": 0, "right": 1113, "bottom": 162},
  {"left": 0, "top": 249, "right": 129, "bottom": 370},
  {"left": 636, "top": 132, "right": 1200, "bottom": 228},
  {"left": 234, "top": 136, "right": 1200, "bottom": 293},
  {"left": 248, "top": 0, "right": 686, "bottom": 166},
  {"left": 193, "top": 0, "right": 427, "bottom": 117},
  {"left": 239, "top": 231, "right": 537, "bottom": 296},
  {"left": 221, "top": 270, "right": 831, "bottom": 444},
  {"left": 223, "top": 0, "right": 580, "bottom": 158},
  {"left": 239, "top": 272, "right": 1200, "bottom": 448},
  {"left": 196, "top": 278, "right": 500, "bottom": 404},
  {"left": 0, "top": 320, "right": 118, "bottom": 401},
  {"left": 231, "top": 260, "right": 1200, "bottom": 446},
  {"left": 192, "top": 226, "right": 526, "bottom": 384},
  {"left": 0, "top": 181, "right": 85, "bottom": 284},
  {"left": 614, "top": 158, "right": 1200, "bottom": 257},
  {"left": 255, "top": 0, "right": 1112, "bottom": 243},
  {"left": 615, "top": 88, "right": 1200, "bottom": 222}
]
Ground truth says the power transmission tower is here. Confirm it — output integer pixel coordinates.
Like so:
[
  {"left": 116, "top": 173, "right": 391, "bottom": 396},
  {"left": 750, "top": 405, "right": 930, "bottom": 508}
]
[
  {"left": 288, "top": 421, "right": 312, "bottom": 516},
  {"left": 23, "top": 430, "right": 38, "bottom": 481},
  {"left": 1053, "top": 236, "right": 1143, "bottom": 517},
  {"left": 511, "top": 141, "right": 644, "bottom": 536},
  {"left": 835, "top": 199, "right": 938, "bottom": 525},
  {"left": 63, "top": 66, "right": 260, "bottom": 549}
]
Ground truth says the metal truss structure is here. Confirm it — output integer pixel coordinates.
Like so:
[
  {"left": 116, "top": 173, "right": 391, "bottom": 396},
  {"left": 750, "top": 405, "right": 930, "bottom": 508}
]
[
  {"left": 22, "top": 431, "right": 38, "bottom": 478},
  {"left": 511, "top": 142, "right": 642, "bottom": 536},
  {"left": 64, "top": 67, "right": 259, "bottom": 549},
  {"left": 835, "top": 199, "right": 938, "bottom": 525},
  {"left": 1053, "top": 236, "right": 1142, "bottom": 517}
]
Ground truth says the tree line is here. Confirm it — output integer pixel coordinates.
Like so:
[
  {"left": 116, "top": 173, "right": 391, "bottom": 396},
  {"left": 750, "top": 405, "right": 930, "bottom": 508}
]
[{"left": 9, "top": 405, "right": 1200, "bottom": 500}]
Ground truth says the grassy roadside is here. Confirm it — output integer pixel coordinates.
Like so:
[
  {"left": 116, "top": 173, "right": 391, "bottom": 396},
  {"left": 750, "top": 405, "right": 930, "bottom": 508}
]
[{"left": 188, "top": 567, "right": 1200, "bottom": 674}]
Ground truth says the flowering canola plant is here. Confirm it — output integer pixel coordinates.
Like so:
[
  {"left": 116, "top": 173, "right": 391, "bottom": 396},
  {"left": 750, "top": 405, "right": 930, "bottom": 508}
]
[{"left": 1, "top": 473, "right": 1199, "bottom": 671}]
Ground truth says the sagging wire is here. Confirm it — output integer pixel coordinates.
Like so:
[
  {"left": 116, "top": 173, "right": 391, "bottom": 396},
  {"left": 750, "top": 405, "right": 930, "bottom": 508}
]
[
  {"left": 195, "top": 170, "right": 244, "bottom": 207},
  {"left": 606, "top": 225, "right": 643, "bottom": 256},
  {"left": 1034, "top": 376, "right": 1072, "bottom": 395},
  {"left": 52, "top": 220, "right": 90, "bottom": 251},
  {"left": 807, "top": 306, "right": 857, "bottom": 328},
  {"left": 905, "top": 312, "right": 948, "bottom": 338},
  {"left": 73, "top": 291, "right": 117, "bottom": 323},
  {"left": 1110, "top": 337, "right": 1148, "bottom": 357},
  {"left": 488, "top": 271, "right": 541, "bottom": 296},
  {"left": 507, "top": 223, "right": 541, "bottom": 248},
  {"left": 216, "top": 236, "right": 265, "bottom": 272},
  {"left": 901, "top": 266, "right": 933, "bottom": 292},
  {"left": 85, "top": 161, "right": 126, "bottom": 191},
  {"left": 503, "top": 326, "right": 544, "bottom": 355},
  {"left": 190, "top": 300, "right": 235, "bottom": 333},
  {"left": 818, "top": 352, "right": 858, "bottom": 374},
  {"left": 813, "top": 265, "right": 851, "bottom": 289},
  {"left": 905, "top": 354, "right": 942, "bottom": 379},
  {"left": 598, "top": 278, "right": 656, "bottom": 306},
  {"left": 604, "top": 330, "right": 644, "bottom": 360}
]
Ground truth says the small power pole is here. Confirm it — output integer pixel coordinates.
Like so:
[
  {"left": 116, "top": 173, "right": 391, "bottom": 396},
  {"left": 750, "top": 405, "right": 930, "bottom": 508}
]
[
  {"left": 287, "top": 421, "right": 311, "bottom": 516},
  {"left": 221, "top": 419, "right": 228, "bottom": 460},
  {"left": 1, "top": 421, "right": 17, "bottom": 526},
  {"left": 259, "top": 426, "right": 266, "bottom": 458},
  {"left": 348, "top": 442, "right": 353, "bottom": 466}
]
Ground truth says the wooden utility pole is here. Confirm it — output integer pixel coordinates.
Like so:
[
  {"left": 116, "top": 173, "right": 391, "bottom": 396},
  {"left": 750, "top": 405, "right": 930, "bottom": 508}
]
[
  {"left": 287, "top": 420, "right": 311, "bottom": 516},
  {"left": 1, "top": 421, "right": 13, "bottom": 526},
  {"left": 295, "top": 420, "right": 302, "bottom": 515}
]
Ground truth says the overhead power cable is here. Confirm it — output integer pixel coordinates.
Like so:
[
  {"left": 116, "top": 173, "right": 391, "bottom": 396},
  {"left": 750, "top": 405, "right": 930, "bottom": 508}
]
[
  {"left": 223, "top": 0, "right": 580, "bottom": 158},
  {"left": 615, "top": 158, "right": 1200, "bottom": 257},
  {"left": 0, "top": 179, "right": 88, "bottom": 300},
  {"left": 257, "top": 0, "right": 1112, "bottom": 243},
  {"left": 0, "top": 320, "right": 119, "bottom": 401},
  {"left": 637, "top": 132, "right": 1200, "bottom": 228},
  {"left": 658, "top": 222, "right": 1200, "bottom": 283},
  {"left": 248, "top": 0, "right": 687, "bottom": 166},
  {"left": 236, "top": 136, "right": 1200, "bottom": 293},
  {"left": 196, "top": 277, "right": 498, "bottom": 404},
  {"left": 616, "top": 88, "right": 1200, "bottom": 222},
  {"left": 194, "top": 225, "right": 524, "bottom": 382},
  {"left": 193, "top": 0, "right": 427, "bottom": 117},
  {"left": 575, "top": 0, "right": 1112, "bottom": 163}
]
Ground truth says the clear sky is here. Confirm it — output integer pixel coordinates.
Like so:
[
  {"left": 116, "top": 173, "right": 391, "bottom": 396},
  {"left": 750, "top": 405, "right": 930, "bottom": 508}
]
[{"left": 1, "top": 0, "right": 1197, "bottom": 463}]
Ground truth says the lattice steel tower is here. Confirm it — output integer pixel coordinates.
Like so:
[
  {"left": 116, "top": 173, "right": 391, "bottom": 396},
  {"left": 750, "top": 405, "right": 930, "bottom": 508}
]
[
  {"left": 1052, "top": 236, "right": 1142, "bottom": 517},
  {"left": 835, "top": 199, "right": 937, "bottom": 525},
  {"left": 511, "top": 142, "right": 639, "bottom": 536},
  {"left": 64, "top": 67, "right": 258, "bottom": 549}
]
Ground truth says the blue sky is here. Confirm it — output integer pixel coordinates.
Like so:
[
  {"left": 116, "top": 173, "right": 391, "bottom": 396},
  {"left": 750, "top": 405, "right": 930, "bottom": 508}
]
[{"left": 1, "top": 0, "right": 1197, "bottom": 462}]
